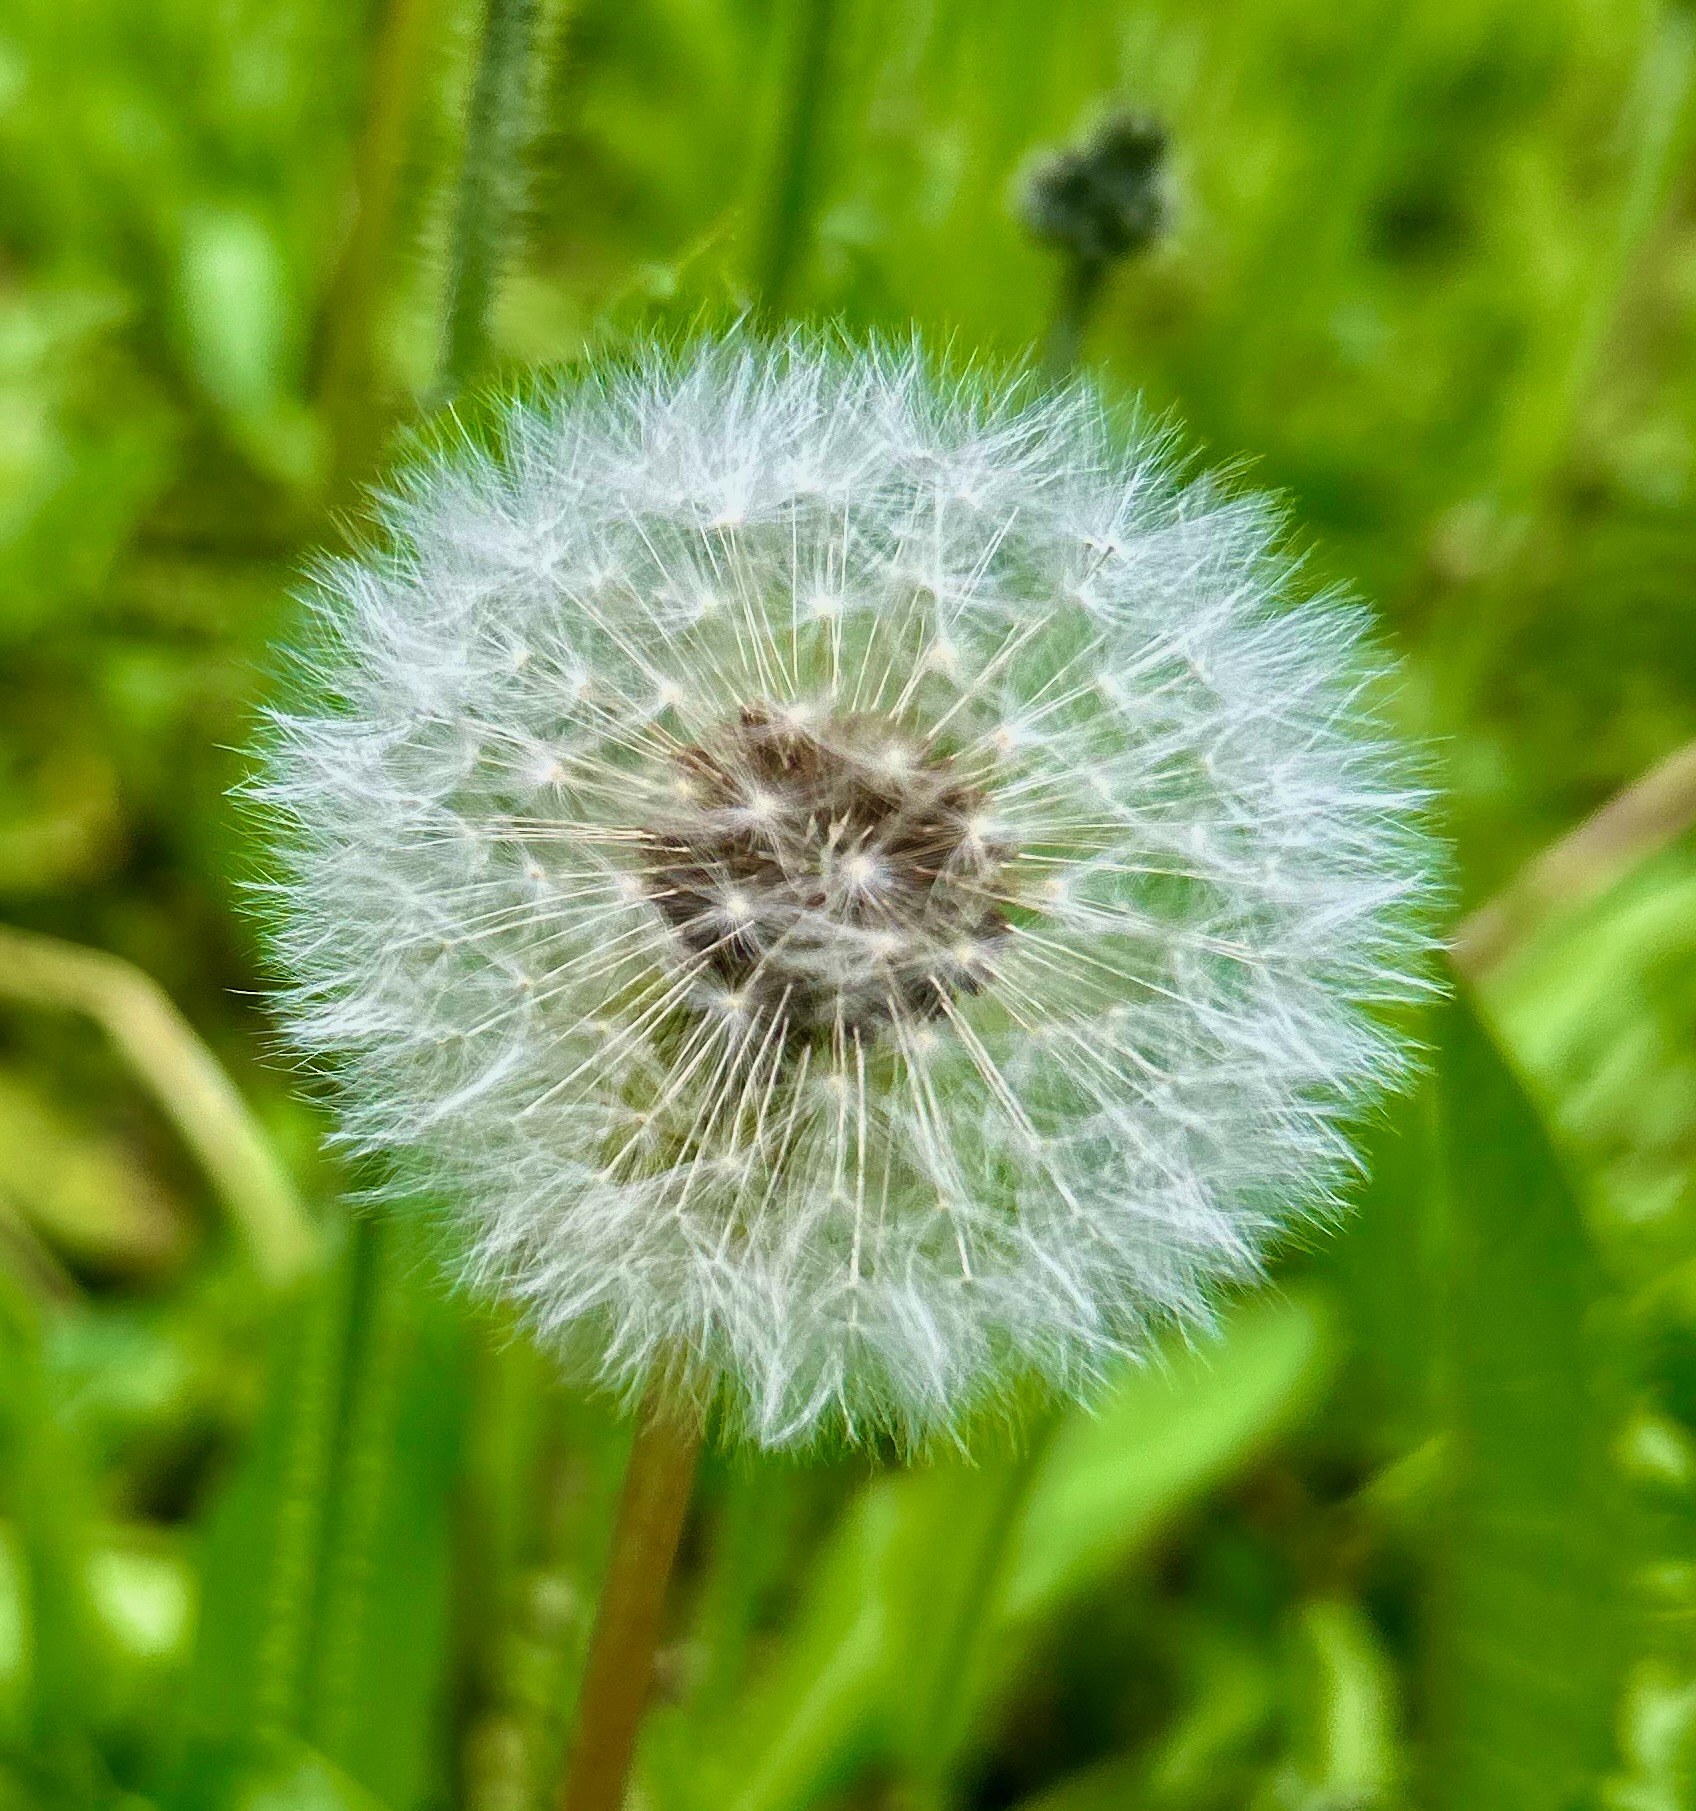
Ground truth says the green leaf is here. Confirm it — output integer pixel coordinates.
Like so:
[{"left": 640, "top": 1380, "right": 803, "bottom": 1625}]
[
  {"left": 704, "top": 1292, "right": 1334, "bottom": 1811},
  {"left": 1421, "top": 988, "right": 1628, "bottom": 1810},
  {"left": 1004, "top": 1291, "right": 1335, "bottom": 1623},
  {"left": 1274, "top": 1597, "right": 1402, "bottom": 1806},
  {"left": 176, "top": 206, "right": 319, "bottom": 486},
  {"left": 880, "top": 1452, "right": 1039, "bottom": 1788},
  {"left": 170, "top": 1736, "right": 392, "bottom": 1811},
  {"left": 707, "top": 1482, "right": 900, "bottom": 1811}
]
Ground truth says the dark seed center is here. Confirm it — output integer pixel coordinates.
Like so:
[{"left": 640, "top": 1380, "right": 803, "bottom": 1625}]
[{"left": 638, "top": 706, "right": 1012, "bottom": 1037}]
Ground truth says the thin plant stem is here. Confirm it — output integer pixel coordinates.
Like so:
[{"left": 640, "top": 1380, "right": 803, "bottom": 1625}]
[
  {"left": 0, "top": 924, "right": 317, "bottom": 1288},
  {"left": 439, "top": 0, "right": 543, "bottom": 398},
  {"left": 1043, "top": 256, "right": 1105, "bottom": 382},
  {"left": 559, "top": 1376, "right": 704, "bottom": 1811},
  {"left": 755, "top": 0, "right": 839, "bottom": 318}
]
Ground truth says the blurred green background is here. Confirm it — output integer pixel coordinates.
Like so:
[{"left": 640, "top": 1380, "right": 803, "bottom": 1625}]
[{"left": 1, "top": 0, "right": 1695, "bottom": 1806}]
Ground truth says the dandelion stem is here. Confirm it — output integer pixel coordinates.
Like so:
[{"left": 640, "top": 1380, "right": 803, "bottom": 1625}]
[
  {"left": 439, "top": 0, "right": 542, "bottom": 398},
  {"left": 559, "top": 1376, "right": 703, "bottom": 1811}
]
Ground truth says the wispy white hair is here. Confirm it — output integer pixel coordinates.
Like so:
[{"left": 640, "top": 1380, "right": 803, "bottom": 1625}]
[{"left": 257, "top": 334, "right": 1439, "bottom": 1448}]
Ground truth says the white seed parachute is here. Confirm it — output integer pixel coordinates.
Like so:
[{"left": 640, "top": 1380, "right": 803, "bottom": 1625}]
[{"left": 257, "top": 335, "right": 1439, "bottom": 1447}]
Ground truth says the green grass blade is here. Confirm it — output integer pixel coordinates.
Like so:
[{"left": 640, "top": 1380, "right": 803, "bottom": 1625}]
[
  {"left": 304, "top": 1217, "right": 471, "bottom": 1811},
  {"left": 175, "top": 1234, "right": 357, "bottom": 1758}
]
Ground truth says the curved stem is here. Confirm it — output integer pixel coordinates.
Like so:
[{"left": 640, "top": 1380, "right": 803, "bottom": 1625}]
[
  {"left": 559, "top": 1378, "right": 703, "bottom": 1811},
  {"left": 0, "top": 924, "right": 316, "bottom": 1288}
]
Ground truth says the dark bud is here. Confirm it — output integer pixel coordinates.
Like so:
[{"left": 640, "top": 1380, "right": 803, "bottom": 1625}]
[{"left": 1020, "top": 113, "right": 1171, "bottom": 271}]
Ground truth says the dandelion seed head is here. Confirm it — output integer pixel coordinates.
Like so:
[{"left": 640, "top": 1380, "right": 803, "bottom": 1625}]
[{"left": 257, "top": 334, "right": 1441, "bottom": 1449}]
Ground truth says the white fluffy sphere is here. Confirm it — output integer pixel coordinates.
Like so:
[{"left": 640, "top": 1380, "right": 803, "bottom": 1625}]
[{"left": 258, "top": 336, "right": 1438, "bottom": 1447}]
